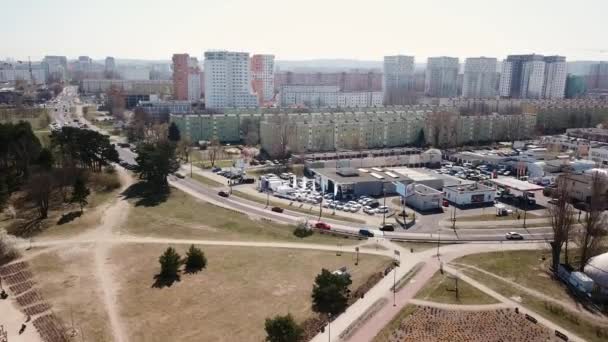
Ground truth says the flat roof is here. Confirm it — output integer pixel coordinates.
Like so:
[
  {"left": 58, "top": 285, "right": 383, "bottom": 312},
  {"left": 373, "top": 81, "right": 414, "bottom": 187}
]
[
  {"left": 312, "top": 167, "right": 407, "bottom": 184},
  {"left": 490, "top": 177, "right": 544, "bottom": 192},
  {"left": 389, "top": 167, "right": 437, "bottom": 182}
]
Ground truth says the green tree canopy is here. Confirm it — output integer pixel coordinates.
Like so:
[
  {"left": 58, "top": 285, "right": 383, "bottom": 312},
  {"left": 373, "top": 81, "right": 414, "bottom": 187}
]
[
  {"left": 264, "top": 314, "right": 303, "bottom": 342},
  {"left": 311, "top": 268, "right": 352, "bottom": 315},
  {"left": 184, "top": 244, "right": 207, "bottom": 273},
  {"left": 159, "top": 246, "right": 181, "bottom": 280},
  {"left": 168, "top": 122, "right": 181, "bottom": 142},
  {"left": 134, "top": 141, "right": 180, "bottom": 189},
  {"left": 70, "top": 176, "right": 90, "bottom": 212},
  {"left": 51, "top": 127, "right": 119, "bottom": 171}
]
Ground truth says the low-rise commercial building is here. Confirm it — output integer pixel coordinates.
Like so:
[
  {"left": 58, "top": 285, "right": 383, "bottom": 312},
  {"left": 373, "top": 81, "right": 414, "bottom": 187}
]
[
  {"left": 589, "top": 145, "right": 608, "bottom": 167},
  {"left": 405, "top": 184, "right": 443, "bottom": 212},
  {"left": 444, "top": 183, "right": 496, "bottom": 206}
]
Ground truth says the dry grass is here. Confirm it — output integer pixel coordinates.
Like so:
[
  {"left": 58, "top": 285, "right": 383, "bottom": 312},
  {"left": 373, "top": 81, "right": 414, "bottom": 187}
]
[
  {"left": 414, "top": 271, "right": 499, "bottom": 305},
  {"left": 122, "top": 188, "right": 359, "bottom": 245},
  {"left": 191, "top": 173, "right": 224, "bottom": 187},
  {"left": 28, "top": 246, "right": 112, "bottom": 342},
  {"left": 112, "top": 244, "right": 391, "bottom": 342},
  {"left": 373, "top": 305, "right": 419, "bottom": 342}
]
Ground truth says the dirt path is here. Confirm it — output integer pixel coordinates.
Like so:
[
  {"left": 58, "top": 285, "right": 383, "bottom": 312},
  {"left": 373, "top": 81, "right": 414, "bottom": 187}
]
[{"left": 408, "top": 298, "right": 511, "bottom": 311}]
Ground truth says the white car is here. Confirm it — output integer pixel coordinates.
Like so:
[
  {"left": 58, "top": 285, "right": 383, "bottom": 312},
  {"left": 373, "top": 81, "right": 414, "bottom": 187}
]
[{"left": 505, "top": 232, "right": 524, "bottom": 240}]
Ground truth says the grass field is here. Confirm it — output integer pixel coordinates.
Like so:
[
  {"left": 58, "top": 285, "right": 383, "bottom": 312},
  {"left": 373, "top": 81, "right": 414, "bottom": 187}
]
[
  {"left": 231, "top": 190, "right": 366, "bottom": 224},
  {"left": 414, "top": 271, "right": 499, "bottom": 305},
  {"left": 123, "top": 188, "right": 359, "bottom": 245},
  {"left": 191, "top": 173, "right": 225, "bottom": 187},
  {"left": 112, "top": 244, "right": 391, "bottom": 342},
  {"left": 460, "top": 268, "right": 608, "bottom": 342},
  {"left": 29, "top": 247, "right": 113, "bottom": 342}
]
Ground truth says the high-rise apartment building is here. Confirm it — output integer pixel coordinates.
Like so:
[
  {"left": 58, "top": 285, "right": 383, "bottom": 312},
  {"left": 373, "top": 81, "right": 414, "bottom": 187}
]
[
  {"left": 204, "top": 51, "right": 258, "bottom": 109},
  {"left": 172, "top": 54, "right": 190, "bottom": 101},
  {"left": 500, "top": 54, "right": 566, "bottom": 99},
  {"left": 251, "top": 54, "right": 275, "bottom": 104},
  {"left": 462, "top": 57, "right": 497, "bottom": 98},
  {"left": 105, "top": 57, "right": 116, "bottom": 76},
  {"left": 543, "top": 56, "right": 567, "bottom": 99},
  {"left": 425, "top": 57, "right": 459, "bottom": 97},
  {"left": 187, "top": 57, "right": 201, "bottom": 102},
  {"left": 588, "top": 62, "right": 608, "bottom": 90},
  {"left": 383, "top": 55, "right": 415, "bottom": 104},
  {"left": 43, "top": 55, "right": 68, "bottom": 82}
]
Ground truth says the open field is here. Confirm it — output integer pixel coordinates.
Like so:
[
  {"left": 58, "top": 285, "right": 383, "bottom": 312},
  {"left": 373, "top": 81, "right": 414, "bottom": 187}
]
[
  {"left": 191, "top": 173, "right": 224, "bottom": 188},
  {"left": 414, "top": 271, "right": 499, "bottom": 305},
  {"left": 29, "top": 247, "right": 112, "bottom": 342},
  {"left": 453, "top": 250, "right": 569, "bottom": 302},
  {"left": 113, "top": 244, "right": 391, "bottom": 342},
  {"left": 460, "top": 268, "right": 608, "bottom": 342},
  {"left": 231, "top": 190, "right": 366, "bottom": 224},
  {"left": 0, "top": 107, "right": 49, "bottom": 130},
  {"left": 122, "top": 188, "right": 360, "bottom": 245},
  {"left": 373, "top": 305, "right": 555, "bottom": 342}
]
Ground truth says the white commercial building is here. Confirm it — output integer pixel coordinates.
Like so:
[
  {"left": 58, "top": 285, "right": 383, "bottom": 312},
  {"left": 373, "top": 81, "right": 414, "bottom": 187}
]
[
  {"left": 425, "top": 57, "right": 459, "bottom": 97},
  {"left": 444, "top": 183, "right": 496, "bottom": 206},
  {"left": 405, "top": 184, "right": 443, "bottom": 212},
  {"left": 279, "top": 85, "right": 382, "bottom": 108},
  {"left": 462, "top": 57, "right": 497, "bottom": 98},
  {"left": 204, "top": 50, "right": 259, "bottom": 109},
  {"left": 589, "top": 145, "right": 608, "bottom": 167}
]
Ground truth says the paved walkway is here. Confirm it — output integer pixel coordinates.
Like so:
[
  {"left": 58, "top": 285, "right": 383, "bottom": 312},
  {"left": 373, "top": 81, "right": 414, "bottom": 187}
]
[{"left": 408, "top": 299, "right": 511, "bottom": 311}]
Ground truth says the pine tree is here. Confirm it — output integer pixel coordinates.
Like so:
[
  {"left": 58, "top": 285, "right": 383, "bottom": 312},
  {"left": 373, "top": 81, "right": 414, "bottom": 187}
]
[
  {"left": 185, "top": 244, "right": 207, "bottom": 273},
  {"left": 264, "top": 314, "right": 303, "bottom": 342},
  {"left": 168, "top": 122, "right": 181, "bottom": 142},
  {"left": 70, "top": 176, "right": 90, "bottom": 212},
  {"left": 159, "top": 247, "right": 181, "bottom": 280}
]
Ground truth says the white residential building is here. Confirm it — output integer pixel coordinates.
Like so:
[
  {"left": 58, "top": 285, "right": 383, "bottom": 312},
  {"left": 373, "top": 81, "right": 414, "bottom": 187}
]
[
  {"left": 521, "top": 59, "right": 546, "bottom": 99},
  {"left": 543, "top": 56, "right": 567, "bottom": 99},
  {"left": 118, "top": 66, "right": 151, "bottom": 80},
  {"left": 462, "top": 57, "right": 497, "bottom": 98},
  {"left": 425, "top": 57, "right": 459, "bottom": 97},
  {"left": 43, "top": 55, "right": 68, "bottom": 81},
  {"left": 0, "top": 61, "right": 47, "bottom": 85},
  {"left": 383, "top": 55, "right": 415, "bottom": 103},
  {"left": 187, "top": 57, "right": 201, "bottom": 102},
  {"left": 279, "top": 85, "right": 382, "bottom": 108},
  {"left": 251, "top": 54, "right": 275, "bottom": 103},
  {"left": 204, "top": 51, "right": 259, "bottom": 109}
]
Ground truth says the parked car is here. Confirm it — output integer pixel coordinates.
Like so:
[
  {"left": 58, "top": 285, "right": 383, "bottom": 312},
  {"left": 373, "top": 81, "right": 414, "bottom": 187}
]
[
  {"left": 174, "top": 173, "right": 185, "bottom": 179},
  {"left": 218, "top": 191, "right": 230, "bottom": 198},
  {"left": 379, "top": 224, "right": 395, "bottom": 232},
  {"left": 271, "top": 206, "right": 284, "bottom": 213},
  {"left": 505, "top": 232, "right": 524, "bottom": 240},
  {"left": 315, "top": 222, "right": 331, "bottom": 230},
  {"left": 211, "top": 166, "right": 221, "bottom": 173},
  {"left": 359, "top": 229, "right": 374, "bottom": 237}
]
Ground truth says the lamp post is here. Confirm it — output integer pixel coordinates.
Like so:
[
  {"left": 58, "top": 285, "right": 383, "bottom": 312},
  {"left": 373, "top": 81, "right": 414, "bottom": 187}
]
[{"left": 327, "top": 313, "right": 332, "bottom": 342}]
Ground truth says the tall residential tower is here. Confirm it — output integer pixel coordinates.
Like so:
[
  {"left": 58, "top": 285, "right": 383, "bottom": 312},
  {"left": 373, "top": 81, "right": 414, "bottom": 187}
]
[
  {"left": 250, "top": 54, "right": 275, "bottom": 105},
  {"left": 383, "top": 55, "right": 415, "bottom": 104},
  {"left": 204, "top": 51, "right": 258, "bottom": 109},
  {"left": 425, "top": 57, "right": 459, "bottom": 97},
  {"left": 462, "top": 57, "right": 497, "bottom": 98}
]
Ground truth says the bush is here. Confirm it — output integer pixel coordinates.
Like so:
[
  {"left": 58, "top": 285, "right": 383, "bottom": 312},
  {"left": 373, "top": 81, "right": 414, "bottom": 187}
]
[
  {"left": 88, "top": 172, "right": 121, "bottom": 192},
  {"left": 0, "top": 229, "right": 19, "bottom": 265},
  {"left": 293, "top": 226, "right": 313, "bottom": 238},
  {"left": 265, "top": 314, "right": 303, "bottom": 342}
]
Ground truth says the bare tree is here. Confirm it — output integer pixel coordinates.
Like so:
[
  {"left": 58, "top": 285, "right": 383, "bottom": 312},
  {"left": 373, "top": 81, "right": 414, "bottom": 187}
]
[
  {"left": 547, "top": 176, "right": 576, "bottom": 272},
  {"left": 177, "top": 137, "right": 192, "bottom": 162},
  {"left": 208, "top": 138, "right": 222, "bottom": 168},
  {"left": 426, "top": 111, "right": 458, "bottom": 148},
  {"left": 577, "top": 172, "right": 608, "bottom": 271},
  {"left": 26, "top": 172, "right": 54, "bottom": 219}
]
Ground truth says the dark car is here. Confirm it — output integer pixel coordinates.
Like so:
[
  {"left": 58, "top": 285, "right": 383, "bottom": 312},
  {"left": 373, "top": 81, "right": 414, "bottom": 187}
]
[
  {"left": 379, "top": 224, "right": 395, "bottom": 232},
  {"left": 314, "top": 222, "right": 331, "bottom": 230},
  {"left": 359, "top": 229, "right": 374, "bottom": 237},
  {"left": 271, "top": 206, "right": 284, "bottom": 213},
  {"left": 218, "top": 191, "right": 230, "bottom": 198},
  {"left": 211, "top": 166, "right": 221, "bottom": 173},
  {"left": 174, "top": 173, "right": 185, "bottom": 179}
]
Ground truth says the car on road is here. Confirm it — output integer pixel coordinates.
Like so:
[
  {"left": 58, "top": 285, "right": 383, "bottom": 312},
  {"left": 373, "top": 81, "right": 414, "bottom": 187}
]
[
  {"left": 271, "top": 206, "right": 284, "bottom": 213},
  {"left": 358, "top": 229, "right": 374, "bottom": 237},
  {"left": 211, "top": 166, "right": 221, "bottom": 173},
  {"left": 548, "top": 198, "right": 559, "bottom": 205},
  {"left": 218, "top": 191, "right": 230, "bottom": 198},
  {"left": 505, "top": 232, "right": 524, "bottom": 240},
  {"left": 314, "top": 222, "right": 331, "bottom": 230},
  {"left": 379, "top": 223, "right": 395, "bottom": 231},
  {"left": 174, "top": 173, "right": 185, "bottom": 179}
]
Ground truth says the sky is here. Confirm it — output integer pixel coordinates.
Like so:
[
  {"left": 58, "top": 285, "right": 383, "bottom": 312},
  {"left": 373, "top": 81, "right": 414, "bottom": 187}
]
[{"left": 2, "top": 0, "right": 608, "bottom": 62}]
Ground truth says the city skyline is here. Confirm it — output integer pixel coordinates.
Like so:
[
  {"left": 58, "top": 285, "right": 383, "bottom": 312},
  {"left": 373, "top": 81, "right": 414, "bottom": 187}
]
[{"left": 2, "top": 0, "right": 608, "bottom": 61}]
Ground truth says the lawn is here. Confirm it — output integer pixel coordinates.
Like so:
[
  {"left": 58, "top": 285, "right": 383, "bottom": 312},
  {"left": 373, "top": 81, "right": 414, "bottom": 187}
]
[
  {"left": 231, "top": 190, "right": 366, "bottom": 224},
  {"left": 453, "top": 249, "right": 569, "bottom": 302},
  {"left": 29, "top": 247, "right": 112, "bottom": 342},
  {"left": 191, "top": 173, "right": 224, "bottom": 187},
  {"left": 112, "top": 244, "right": 391, "bottom": 342},
  {"left": 460, "top": 268, "right": 608, "bottom": 342},
  {"left": 414, "top": 270, "right": 499, "bottom": 305},
  {"left": 122, "top": 188, "right": 360, "bottom": 245}
]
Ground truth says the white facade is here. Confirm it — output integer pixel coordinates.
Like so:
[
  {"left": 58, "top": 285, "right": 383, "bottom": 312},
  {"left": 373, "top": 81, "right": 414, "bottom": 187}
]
[
  {"left": 521, "top": 60, "right": 545, "bottom": 99},
  {"left": 425, "top": 57, "right": 459, "bottom": 97},
  {"left": 444, "top": 183, "right": 496, "bottom": 206},
  {"left": 280, "top": 85, "right": 382, "bottom": 108},
  {"left": 462, "top": 57, "right": 497, "bottom": 98},
  {"left": 204, "top": 51, "right": 259, "bottom": 109},
  {"left": 589, "top": 145, "right": 608, "bottom": 167},
  {"left": 543, "top": 56, "right": 567, "bottom": 99},
  {"left": 383, "top": 55, "right": 415, "bottom": 92},
  {"left": 118, "top": 66, "right": 150, "bottom": 80},
  {"left": 499, "top": 61, "right": 513, "bottom": 97},
  {"left": 0, "top": 61, "right": 47, "bottom": 84},
  {"left": 43, "top": 56, "right": 67, "bottom": 81},
  {"left": 188, "top": 73, "right": 201, "bottom": 102}
]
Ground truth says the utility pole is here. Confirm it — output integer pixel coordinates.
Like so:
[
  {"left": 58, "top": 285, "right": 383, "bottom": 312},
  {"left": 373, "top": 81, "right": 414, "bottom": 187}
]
[
  {"left": 393, "top": 265, "right": 397, "bottom": 306},
  {"left": 319, "top": 196, "right": 323, "bottom": 221},
  {"left": 327, "top": 313, "right": 331, "bottom": 342},
  {"left": 382, "top": 182, "right": 387, "bottom": 226},
  {"left": 436, "top": 229, "right": 441, "bottom": 259}
]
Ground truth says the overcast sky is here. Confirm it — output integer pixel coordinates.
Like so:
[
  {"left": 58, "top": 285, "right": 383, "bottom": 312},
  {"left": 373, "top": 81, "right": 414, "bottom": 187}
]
[{"left": 2, "top": 0, "right": 607, "bottom": 61}]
